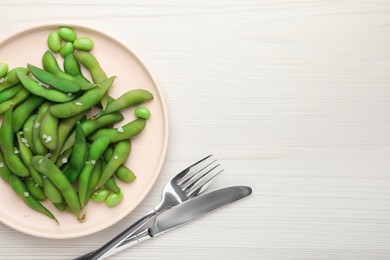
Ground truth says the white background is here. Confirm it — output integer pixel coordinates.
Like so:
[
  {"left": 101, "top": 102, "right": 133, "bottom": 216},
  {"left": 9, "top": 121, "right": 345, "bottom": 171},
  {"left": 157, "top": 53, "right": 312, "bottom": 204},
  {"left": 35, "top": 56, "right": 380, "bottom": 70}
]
[{"left": 1, "top": 0, "right": 390, "bottom": 259}]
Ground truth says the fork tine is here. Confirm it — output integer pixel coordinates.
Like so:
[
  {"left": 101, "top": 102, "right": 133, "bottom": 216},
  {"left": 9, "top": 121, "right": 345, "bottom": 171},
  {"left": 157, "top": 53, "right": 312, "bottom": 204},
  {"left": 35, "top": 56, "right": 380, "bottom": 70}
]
[
  {"left": 179, "top": 157, "right": 219, "bottom": 187},
  {"left": 186, "top": 168, "right": 223, "bottom": 197},
  {"left": 176, "top": 155, "right": 215, "bottom": 184}
]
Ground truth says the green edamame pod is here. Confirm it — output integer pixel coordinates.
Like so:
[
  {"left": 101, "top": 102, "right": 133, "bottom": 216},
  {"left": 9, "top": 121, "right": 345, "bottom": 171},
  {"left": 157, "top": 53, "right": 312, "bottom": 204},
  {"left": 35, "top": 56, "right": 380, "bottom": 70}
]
[
  {"left": 89, "top": 118, "right": 146, "bottom": 143},
  {"left": 43, "top": 178, "right": 63, "bottom": 204},
  {"left": 64, "top": 123, "right": 87, "bottom": 183},
  {"left": 32, "top": 156, "right": 82, "bottom": 220},
  {"left": 96, "top": 139, "right": 131, "bottom": 187},
  {"left": 59, "top": 27, "right": 77, "bottom": 42},
  {"left": 78, "top": 137, "right": 110, "bottom": 206},
  {"left": 60, "top": 42, "right": 74, "bottom": 58},
  {"left": 22, "top": 114, "right": 36, "bottom": 152},
  {"left": 16, "top": 133, "right": 43, "bottom": 186},
  {"left": 25, "top": 178, "right": 46, "bottom": 201},
  {"left": 0, "top": 62, "right": 8, "bottom": 78},
  {"left": 0, "top": 149, "right": 12, "bottom": 183},
  {"left": 0, "top": 88, "right": 31, "bottom": 115},
  {"left": 12, "top": 95, "right": 45, "bottom": 133},
  {"left": 49, "top": 76, "right": 116, "bottom": 118},
  {"left": 98, "top": 89, "right": 153, "bottom": 116},
  {"left": 0, "top": 67, "right": 29, "bottom": 92},
  {"left": 55, "top": 148, "right": 72, "bottom": 168},
  {"left": 9, "top": 174, "right": 57, "bottom": 223},
  {"left": 32, "top": 102, "right": 49, "bottom": 155},
  {"left": 47, "top": 32, "right": 62, "bottom": 53},
  {"left": 0, "top": 110, "right": 30, "bottom": 177},
  {"left": 73, "top": 37, "right": 94, "bottom": 51},
  {"left": 50, "top": 111, "right": 87, "bottom": 162},
  {"left": 27, "top": 64, "right": 80, "bottom": 93},
  {"left": 105, "top": 191, "right": 124, "bottom": 207},
  {"left": 60, "top": 112, "right": 124, "bottom": 153},
  {"left": 75, "top": 51, "right": 106, "bottom": 83},
  {"left": 0, "top": 83, "right": 23, "bottom": 103},
  {"left": 17, "top": 72, "right": 75, "bottom": 103},
  {"left": 42, "top": 51, "right": 95, "bottom": 90},
  {"left": 105, "top": 176, "right": 121, "bottom": 194},
  {"left": 85, "top": 159, "right": 102, "bottom": 205},
  {"left": 40, "top": 109, "right": 58, "bottom": 150},
  {"left": 103, "top": 146, "right": 136, "bottom": 183},
  {"left": 63, "top": 53, "right": 90, "bottom": 84}
]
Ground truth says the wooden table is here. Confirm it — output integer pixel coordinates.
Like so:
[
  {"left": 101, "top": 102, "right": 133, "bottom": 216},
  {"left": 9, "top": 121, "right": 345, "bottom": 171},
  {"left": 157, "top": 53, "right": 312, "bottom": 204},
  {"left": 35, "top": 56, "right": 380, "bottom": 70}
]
[{"left": 1, "top": 1, "right": 390, "bottom": 259}]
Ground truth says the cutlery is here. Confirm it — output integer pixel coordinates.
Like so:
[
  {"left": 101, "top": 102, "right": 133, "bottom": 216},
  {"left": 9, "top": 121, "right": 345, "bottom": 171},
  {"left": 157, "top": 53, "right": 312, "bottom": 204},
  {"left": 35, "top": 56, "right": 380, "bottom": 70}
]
[
  {"left": 76, "top": 155, "right": 223, "bottom": 259},
  {"left": 80, "top": 185, "right": 252, "bottom": 259}
]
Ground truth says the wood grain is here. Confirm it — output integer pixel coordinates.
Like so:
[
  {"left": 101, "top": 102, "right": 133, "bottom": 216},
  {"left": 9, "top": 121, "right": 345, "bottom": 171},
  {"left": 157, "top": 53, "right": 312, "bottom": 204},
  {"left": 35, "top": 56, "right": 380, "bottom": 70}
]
[{"left": 1, "top": 0, "right": 390, "bottom": 259}]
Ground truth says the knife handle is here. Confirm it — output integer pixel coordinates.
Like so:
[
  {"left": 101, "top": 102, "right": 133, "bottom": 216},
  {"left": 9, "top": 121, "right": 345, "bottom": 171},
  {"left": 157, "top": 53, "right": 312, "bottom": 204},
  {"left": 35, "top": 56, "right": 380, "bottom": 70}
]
[{"left": 74, "top": 210, "right": 157, "bottom": 260}]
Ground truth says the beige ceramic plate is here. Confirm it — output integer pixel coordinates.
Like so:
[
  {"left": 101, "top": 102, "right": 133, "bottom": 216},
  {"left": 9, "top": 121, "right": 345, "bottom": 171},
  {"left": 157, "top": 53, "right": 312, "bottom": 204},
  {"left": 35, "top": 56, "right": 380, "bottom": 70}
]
[{"left": 0, "top": 24, "right": 168, "bottom": 238}]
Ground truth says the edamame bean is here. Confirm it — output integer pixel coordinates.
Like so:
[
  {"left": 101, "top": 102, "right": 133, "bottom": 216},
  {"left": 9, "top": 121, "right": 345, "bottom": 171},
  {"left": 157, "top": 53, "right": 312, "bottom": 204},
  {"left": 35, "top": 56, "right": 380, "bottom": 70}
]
[
  {"left": 89, "top": 118, "right": 146, "bottom": 143},
  {"left": 60, "top": 42, "right": 74, "bottom": 58},
  {"left": 16, "top": 133, "right": 43, "bottom": 186},
  {"left": 75, "top": 51, "right": 106, "bottom": 84},
  {"left": 0, "top": 110, "right": 30, "bottom": 177},
  {"left": 0, "top": 83, "right": 23, "bottom": 104},
  {"left": 42, "top": 51, "right": 95, "bottom": 90},
  {"left": 12, "top": 95, "right": 45, "bottom": 133},
  {"left": 64, "top": 123, "right": 87, "bottom": 183},
  {"left": 47, "top": 32, "right": 62, "bottom": 53},
  {"left": 9, "top": 174, "right": 57, "bottom": 222},
  {"left": 0, "top": 63, "right": 8, "bottom": 78},
  {"left": 73, "top": 37, "right": 94, "bottom": 51},
  {"left": 105, "top": 191, "right": 124, "bottom": 207},
  {"left": 0, "top": 67, "right": 29, "bottom": 92},
  {"left": 98, "top": 89, "right": 153, "bottom": 117},
  {"left": 27, "top": 64, "right": 80, "bottom": 93},
  {"left": 32, "top": 155, "right": 82, "bottom": 220},
  {"left": 25, "top": 178, "right": 46, "bottom": 201},
  {"left": 134, "top": 106, "right": 151, "bottom": 119},
  {"left": 17, "top": 72, "right": 75, "bottom": 103},
  {"left": 40, "top": 109, "right": 58, "bottom": 150},
  {"left": 91, "top": 188, "right": 109, "bottom": 203},
  {"left": 96, "top": 139, "right": 131, "bottom": 187},
  {"left": 58, "top": 27, "right": 77, "bottom": 42},
  {"left": 49, "top": 76, "right": 116, "bottom": 118}
]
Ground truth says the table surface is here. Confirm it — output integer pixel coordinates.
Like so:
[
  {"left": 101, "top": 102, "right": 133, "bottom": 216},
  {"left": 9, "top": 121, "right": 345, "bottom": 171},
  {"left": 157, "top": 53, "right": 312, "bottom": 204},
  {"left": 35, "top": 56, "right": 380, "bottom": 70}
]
[{"left": 1, "top": 0, "right": 390, "bottom": 259}]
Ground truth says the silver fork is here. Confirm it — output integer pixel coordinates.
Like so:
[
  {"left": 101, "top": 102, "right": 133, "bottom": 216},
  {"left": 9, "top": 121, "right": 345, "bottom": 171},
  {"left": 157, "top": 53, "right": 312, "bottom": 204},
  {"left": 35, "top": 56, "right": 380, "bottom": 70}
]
[{"left": 76, "top": 155, "right": 223, "bottom": 260}]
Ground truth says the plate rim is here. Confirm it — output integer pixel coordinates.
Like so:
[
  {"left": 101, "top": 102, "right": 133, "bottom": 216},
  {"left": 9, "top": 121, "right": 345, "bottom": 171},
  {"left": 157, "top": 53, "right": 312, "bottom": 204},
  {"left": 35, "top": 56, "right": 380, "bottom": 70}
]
[{"left": 0, "top": 22, "right": 169, "bottom": 239}]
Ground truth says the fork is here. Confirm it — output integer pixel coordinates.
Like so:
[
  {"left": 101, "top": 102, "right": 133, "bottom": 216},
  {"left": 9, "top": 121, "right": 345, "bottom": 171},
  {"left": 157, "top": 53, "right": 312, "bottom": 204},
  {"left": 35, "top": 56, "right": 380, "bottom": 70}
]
[{"left": 76, "top": 155, "right": 223, "bottom": 260}]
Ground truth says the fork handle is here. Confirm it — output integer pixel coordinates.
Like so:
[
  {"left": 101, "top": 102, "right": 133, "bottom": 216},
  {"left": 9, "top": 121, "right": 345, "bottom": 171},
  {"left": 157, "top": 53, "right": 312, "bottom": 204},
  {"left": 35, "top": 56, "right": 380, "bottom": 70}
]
[{"left": 74, "top": 210, "right": 157, "bottom": 260}]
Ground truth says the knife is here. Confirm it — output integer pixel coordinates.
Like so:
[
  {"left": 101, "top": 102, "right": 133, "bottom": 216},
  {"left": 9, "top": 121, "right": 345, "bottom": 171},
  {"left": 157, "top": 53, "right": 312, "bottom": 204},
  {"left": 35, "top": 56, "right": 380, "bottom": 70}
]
[{"left": 79, "top": 185, "right": 252, "bottom": 260}]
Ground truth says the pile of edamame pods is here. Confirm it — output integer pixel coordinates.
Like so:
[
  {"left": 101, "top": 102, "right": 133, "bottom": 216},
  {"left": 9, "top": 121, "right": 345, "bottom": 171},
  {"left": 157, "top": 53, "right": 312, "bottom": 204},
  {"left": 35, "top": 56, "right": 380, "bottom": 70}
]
[{"left": 0, "top": 26, "right": 154, "bottom": 222}]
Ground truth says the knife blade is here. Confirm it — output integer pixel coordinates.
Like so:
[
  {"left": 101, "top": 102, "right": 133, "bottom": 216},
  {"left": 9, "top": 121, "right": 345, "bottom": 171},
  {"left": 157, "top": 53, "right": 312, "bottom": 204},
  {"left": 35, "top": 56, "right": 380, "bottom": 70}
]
[{"left": 95, "top": 185, "right": 252, "bottom": 259}]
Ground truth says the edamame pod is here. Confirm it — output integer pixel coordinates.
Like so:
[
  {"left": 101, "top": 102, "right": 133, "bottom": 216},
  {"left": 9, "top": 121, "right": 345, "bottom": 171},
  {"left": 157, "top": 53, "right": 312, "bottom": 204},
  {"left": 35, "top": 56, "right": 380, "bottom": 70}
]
[
  {"left": 0, "top": 110, "right": 30, "bottom": 177},
  {"left": 43, "top": 178, "right": 63, "bottom": 204},
  {"left": 63, "top": 53, "right": 90, "bottom": 84},
  {"left": 0, "top": 88, "right": 31, "bottom": 115},
  {"left": 0, "top": 149, "right": 12, "bottom": 183},
  {"left": 98, "top": 89, "right": 153, "bottom": 116},
  {"left": 27, "top": 64, "right": 80, "bottom": 93},
  {"left": 96, "top": 139, "right": 131, "bottom": 187},
  {"left": 64, "top": 123, "right": 87, "bottom": 183},
  {"left": 0, "top": 67, "right": 29, "bottom": 92},
  {"left": 12, "top": 95, "right": 45, "bottom": 133},
  {"left": 25, "top": 178, "right": 46, "bottom": 201},
  {"left": 32, "top": 102, "right": 49, "bottom": 155},
  {"left": 0, "top": 63, "right": 8, "bottom": 78},
  {"left": 17, "top": 72, "right": 75, "bottom": 103},
  {"left": 49, "top": 76, "right": 116, "bottom": 118},
  {"left": 88, "top": 118, "right": 146, "bottom": 143},
  {"left": 75, "top": 51, "right": 106, "bottom": 83},
  {"left": 105, "top": 176, "right": 121, "bottom": 194},
  {"left": 32, "top": 156, "right": 82, "bottom": 220},
  {"left": 9, "top": 174, "right": 57, "bottom": 222},
  {"left": 0, "top": 83, "right": 23, "bottom": 103},
  {"left": 40, "top": 109, "right": 58, "bottom": 150},
  {"left": 103, "top": 146, "right": 136, "bottom": 183}
]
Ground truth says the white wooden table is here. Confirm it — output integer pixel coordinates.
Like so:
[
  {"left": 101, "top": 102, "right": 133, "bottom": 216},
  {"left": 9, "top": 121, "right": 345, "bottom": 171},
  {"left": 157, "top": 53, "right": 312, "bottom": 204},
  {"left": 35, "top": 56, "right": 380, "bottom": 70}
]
[{"left": 1, "top": 1, "right": 390, "bottom": 259}]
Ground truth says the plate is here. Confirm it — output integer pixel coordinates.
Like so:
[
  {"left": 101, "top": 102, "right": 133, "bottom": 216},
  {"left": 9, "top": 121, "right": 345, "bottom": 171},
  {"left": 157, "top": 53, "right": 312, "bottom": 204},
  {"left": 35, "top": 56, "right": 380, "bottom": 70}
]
[{"left": 0, "top": 24, "right": 168, "bottom": 238}]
